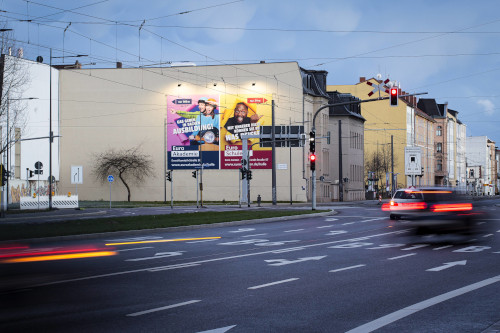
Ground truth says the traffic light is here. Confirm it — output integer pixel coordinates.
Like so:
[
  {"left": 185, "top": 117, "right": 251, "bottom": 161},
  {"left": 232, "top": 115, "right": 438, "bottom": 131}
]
[
  {"left": 0, "top": 164, "right": 6, "bottom": 186},
  {"left": 390, "top": 88, "right": 398, "bottom": 106},
  {"left": 29, "top": 170, "right": 34, "bottom": 178},
  {"left": 240, "top": 167, "right": 247, "bottom": 180},
  {"left": 247, "top": 170, "right": 252, "bottom": 180},
  {"left": 309, "top": 153, "right": 316, "bottom": 171},
  {"left": 166, "top": 171, "right": 172, "bottom": 182},
  {"left": 309, "top": 131, "right": 315, "bottom": 153},
  {"left": 192, "top": 170, "right": 197, "bottom": 178}
]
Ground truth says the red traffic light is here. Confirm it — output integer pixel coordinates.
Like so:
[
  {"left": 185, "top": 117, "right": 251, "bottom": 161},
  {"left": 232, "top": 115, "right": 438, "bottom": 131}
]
[
  {"left": 390, "top": 88, "right": 398, "bottom": 106},
  {"left": 309, "top": 154, "right": 316, "bottom": 162}
]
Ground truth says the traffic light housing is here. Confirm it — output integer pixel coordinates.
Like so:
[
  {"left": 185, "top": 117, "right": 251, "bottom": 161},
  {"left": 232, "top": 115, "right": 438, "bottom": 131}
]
[
  {"left": 309, "top": 153, "right": 316, "bottom": 171},
  {"left": 309, "top": 131, "right": 315, "bottom": 153},
  {"left": 390, "top": 88, "right": 398, "bottom": 106},
  {"left": 166, "top": 171, "right": 172, "bottom": 182},
  {"left": 247, "top": 170, "right": 252, "bottom": 180},
  {"left": 192, "top": 170, "right": 197, "bottom": 178},
  {"left": 0, "top": 164, "right": 6, "bottom": 186},
  {"left": 240, "top": 167, "right": 247, "bottom": 180}
]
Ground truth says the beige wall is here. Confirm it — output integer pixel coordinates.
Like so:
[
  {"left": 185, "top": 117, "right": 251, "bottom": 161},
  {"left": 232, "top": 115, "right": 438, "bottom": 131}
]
[{"left": 59, "top": 62, "right": 312, "bottom": 202}]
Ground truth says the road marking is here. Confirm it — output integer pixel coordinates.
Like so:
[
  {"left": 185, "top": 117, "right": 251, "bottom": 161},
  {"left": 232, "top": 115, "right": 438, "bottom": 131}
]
[
  {"left": 106, "top": 236, "right": 163, "bottom": 242},
  {"left": 433, "top": 245, "right": 453, "bottom": 250},
  {"left": 329, "top": 264, "right": 366, "bottom": 273},
  {"left": 187, "top": 239, "right": 218, "bottom": 243},
  {"left": 317, "top": 225, "right": 335, "bottom": 229},
  {"left": 272, "top": 247, "right": 305, "bottom": 254},
  {"left": 127, "top": 300, "right": 201, "bottom": 317},
  {"left": 148, "top": 263, "right": 200, "bottom": 272},
  {"left": 30, "top": 230, "right": 409, "bottom": 287},
  {"left": 483, "top": 234, "right": 494, "bottom": 238},
  {"left": 401, "top": 244, "right": 429, "bottom": 251},
  {"left": 325, "top": 218, "right": 338, "bottom": 222},
  {"left": 388, "top": 253, "right": 417, "bottom": 260},
  {"left": 265, "top": 256, "right": 326, "bottom": 266},
  {"left": 284, "top": 229, "right": 305, "bottom": 233},
  {"left": 229, "top": 228, "right": 255, "bottom": 233},
  {"left": 326, "top": 230, "right": 348, "bottom": 236},
  {"left": 126, "top": 251, "right": 185, "bottom": 262},
  {"left": 360, "top": 217, "right": 386, "bottom": 223},
  {"left": 427, "top": 260, "right": 467, "bottom": 272},
  {"left": 248, "top": 278, "right": 299, "bottom": 290},
  {"left": 196, "top": 325, "right": 237, "bottom": 333},
  {"left": 241, "top": 234, "right": 267, "bottom": 238},
  {"left": 117, "top": 247, "right": 153, "bottom": 252},
  {"left": 345, "top": 274, "right": 500, "bottom": 333},
  {"left": 342, "top": 222, "right": 355, "bottom": 225}
]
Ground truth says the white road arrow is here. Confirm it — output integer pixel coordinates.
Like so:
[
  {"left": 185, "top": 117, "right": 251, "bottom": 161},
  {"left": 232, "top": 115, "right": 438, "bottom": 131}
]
[
  {"left": 126, "top": 251, "right": 185, "bottom": 261},
  {"left": 197, "top": 325, "right": 236, "bottom": 333},
  {"left": 426, "top": 260, "right": 467, "bottom": 272},
  {"left": 265, "top": 256, "right": 327, "bottom": 266}
]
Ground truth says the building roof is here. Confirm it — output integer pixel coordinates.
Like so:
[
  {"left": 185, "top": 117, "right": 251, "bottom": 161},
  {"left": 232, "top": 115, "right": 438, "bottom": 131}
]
[
  {"left": 300, "top": 67, "right": 329, "bottom": 98},
  {"left": 417, "top": 98, "right": 445, "bottom": 117},
  {"left": 327, "top": 91, "right": 366, "bottom": 121}
]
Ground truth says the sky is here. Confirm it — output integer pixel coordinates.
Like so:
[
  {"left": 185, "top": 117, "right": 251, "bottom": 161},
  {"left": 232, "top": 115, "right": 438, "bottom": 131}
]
[{"left": 1, "top": 0, "right": 500, "bottom": 144}]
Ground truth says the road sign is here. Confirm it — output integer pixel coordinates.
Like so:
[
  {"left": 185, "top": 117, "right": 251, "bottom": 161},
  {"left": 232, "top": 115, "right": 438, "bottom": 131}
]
[
  {"left": 71, "top": 166, "right": 83, "bottom": 184},
  {"left": 108, "top": 175, "right": 114, "bottom": 183},
  {"left": 35, "top": 161, "right": 43, "bottom": 170}
]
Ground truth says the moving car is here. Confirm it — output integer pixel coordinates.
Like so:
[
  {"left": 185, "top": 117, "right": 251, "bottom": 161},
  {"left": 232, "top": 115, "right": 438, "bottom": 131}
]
[{"left": 386, "top": 188, "right": 424, "bottom": 220}]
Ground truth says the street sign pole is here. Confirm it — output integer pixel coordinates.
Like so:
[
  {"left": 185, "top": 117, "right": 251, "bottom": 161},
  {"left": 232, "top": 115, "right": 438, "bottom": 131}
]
[{"left": 107, "top": 175, "right": 114, "bottom": 209}]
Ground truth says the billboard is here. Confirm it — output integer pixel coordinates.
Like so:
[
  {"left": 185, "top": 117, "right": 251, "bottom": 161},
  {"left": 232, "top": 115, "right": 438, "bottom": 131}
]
[{"left": 167, "top": 94, "right": 273, "bottom": 170}]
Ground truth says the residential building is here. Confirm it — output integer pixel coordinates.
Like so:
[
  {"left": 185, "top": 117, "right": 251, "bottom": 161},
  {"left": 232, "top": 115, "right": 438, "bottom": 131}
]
[
  {"left": 328, "top": 78, "right": 435, "bottom": 195},
  {"left": 465, "top": 136, "right": 495, "bottom": 195}
]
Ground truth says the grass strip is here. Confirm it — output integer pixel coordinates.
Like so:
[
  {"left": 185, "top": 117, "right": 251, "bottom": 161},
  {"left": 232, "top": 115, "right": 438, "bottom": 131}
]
[{"left": 0, "top": 210, "right": 326, "bottom": 241}]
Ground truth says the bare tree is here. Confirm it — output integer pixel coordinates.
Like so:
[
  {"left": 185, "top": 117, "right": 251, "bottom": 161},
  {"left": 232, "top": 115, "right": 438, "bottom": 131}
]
[
  {"left": 0, "top": 27, "right": 30, "bottom": 155},
  {"left": 365, "top": 144, "right": 397, "bottom": 195},
  {"left": 93, "top": 147, "right": 154, "bottom": 202}
]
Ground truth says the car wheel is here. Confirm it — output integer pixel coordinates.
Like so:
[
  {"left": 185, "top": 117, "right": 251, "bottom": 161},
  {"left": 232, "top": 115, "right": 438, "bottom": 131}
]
[{"left": 390, "top": 214, "right": 395, "bottom": 220}]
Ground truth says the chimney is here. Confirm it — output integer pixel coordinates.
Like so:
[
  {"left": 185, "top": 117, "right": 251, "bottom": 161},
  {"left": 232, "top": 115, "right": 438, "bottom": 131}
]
[
  {"left": 260, "top": 60, "right": 265, "bottom": 64},
  {"left": 359, "top": 77, "right": 366, "bottom": 83},
  {"left": 116, "top": 61, "right": 122, "bottom": 68},
  {"left": 75, "top": 60, "right": 82, "bottom": 69}
]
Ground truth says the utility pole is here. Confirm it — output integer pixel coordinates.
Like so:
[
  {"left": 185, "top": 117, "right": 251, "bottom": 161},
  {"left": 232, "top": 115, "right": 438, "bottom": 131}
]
[
  {"left": 391, "top": 135, "right": 395, "bottom": 195},
  {"left": 338, "top": 120, "right": 343, "bottom": 202}
]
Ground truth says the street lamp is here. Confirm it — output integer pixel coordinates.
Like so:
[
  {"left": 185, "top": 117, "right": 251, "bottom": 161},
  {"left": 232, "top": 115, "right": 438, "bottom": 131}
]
[{"left": 49, "top": 49, "right": 87, "bottom": 209}]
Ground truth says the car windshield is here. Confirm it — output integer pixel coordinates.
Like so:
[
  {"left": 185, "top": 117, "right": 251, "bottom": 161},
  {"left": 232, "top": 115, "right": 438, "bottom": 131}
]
[{"left": 394, "top": 190, "right": 423, "bottom": 200}]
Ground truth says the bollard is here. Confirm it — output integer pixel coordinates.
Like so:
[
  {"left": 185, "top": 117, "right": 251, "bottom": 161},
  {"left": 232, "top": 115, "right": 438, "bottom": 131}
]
[
  {"left": 257, "top": 194, "right": 261, "bottom": 207},
  {"left": 378, "top": 194, "right": 382, "bottom": 205}
]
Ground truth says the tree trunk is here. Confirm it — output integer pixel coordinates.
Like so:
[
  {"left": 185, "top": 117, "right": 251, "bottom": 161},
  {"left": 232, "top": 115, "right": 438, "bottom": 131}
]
[{"left": 119, "top": 172, "right": 131, "bottom": 202}]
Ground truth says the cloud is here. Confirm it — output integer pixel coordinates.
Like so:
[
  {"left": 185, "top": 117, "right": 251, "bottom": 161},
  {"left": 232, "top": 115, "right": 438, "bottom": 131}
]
[{"left": 477, "top": 99, "right": 495, "bottom": 115}]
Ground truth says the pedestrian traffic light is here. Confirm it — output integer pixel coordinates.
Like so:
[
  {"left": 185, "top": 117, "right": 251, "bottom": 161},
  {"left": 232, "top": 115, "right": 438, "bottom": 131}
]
[
  {"left": 247, "top": 170, "right": 252, "bottom": 180},
  {"left": 309, "top": 154, "right": 316, "bottom": 171},
  {"left": 309, "top": 131, "right": 315, "bottom": 153},
  {"left": 29, "top": 170, "right": 34, "bottom": 178},
  {"left": 0, "top": 164, "right": 6, "bottom": 186},
  {"left": 192, "top": 170, "right": 197, "bottom": 178},
  {"left": 390, "top": 88, "right": 398, "bottom": 106},
  {"left": 166, "top": 171, "right": 172, "bottom": 182}
]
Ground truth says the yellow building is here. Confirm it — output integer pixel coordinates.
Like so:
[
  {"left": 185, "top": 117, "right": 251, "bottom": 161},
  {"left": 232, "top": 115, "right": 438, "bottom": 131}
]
[{"left": 328, "top": 77, "right": 435, "bottom": 194}]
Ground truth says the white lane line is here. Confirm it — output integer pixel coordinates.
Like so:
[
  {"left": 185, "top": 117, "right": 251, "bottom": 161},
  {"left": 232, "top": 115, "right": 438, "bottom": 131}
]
[
  {"left": 241, "top": 234, "right": 267, "bottom": 238},
  {"left": 345, "top": 274, "right": 500, "bottom": 333},
  {"left": 117, "top": 247, "right": 153, "bottom": 252},
  {"left": 127, "top": 300, "right": 201, "bottom": 317},
  {"left": 248, "top": 278, "right": 299, "bottom": 290},
  {"left": 317, "top": 225, "right": 335, "bottom": 229},
  {"left": 329, "top": 264, "right": 366, "bottom": 273},
  {"left": 284, "top": 229, "right": 305, "bottom": 233},
  {"left": 272, "top": 247, "right": 305, "bottom": 254},
  {"left": 149, "top": 263, "right": 200, "bottom": 272},
  {"left": 433, "top": 245, "right": 453, "bottom": 251},
  {"left": 388, "top": 253, "right": 417, "bottom": 260},
  {"left": 360, "top": 218, "right": 386, "bottom": 223},
  {"left": 401, "top": 244, "right": 429, "bottom": 251},
  {"left": 342, "top": 222, "right": 355, "bottom": 225},
  {"left": 483, "top": 234, "right": 494, "bottom": 238}
]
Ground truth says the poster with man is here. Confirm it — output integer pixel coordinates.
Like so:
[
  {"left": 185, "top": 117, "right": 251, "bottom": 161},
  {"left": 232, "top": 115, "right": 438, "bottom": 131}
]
[
  {"left": 167, "top": 95, "right": 220, "bottom": 169},
  {"left": 220, "top": 94, "right": 272, "bottom": 169}
]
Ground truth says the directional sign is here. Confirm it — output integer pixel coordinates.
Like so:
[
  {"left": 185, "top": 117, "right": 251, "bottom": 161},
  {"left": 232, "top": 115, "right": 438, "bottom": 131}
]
[
  {"left": 426, "top": 260, "right": 467, "bottom": 272},
  {"left": 107, "top": 175, "right": 114, "bottom": 183},
  {"left": 265, "top": 256, "right": 326, "bottom": 266},
  {"left": 71, "top": 165, "right": 83, "bottom": 184}
]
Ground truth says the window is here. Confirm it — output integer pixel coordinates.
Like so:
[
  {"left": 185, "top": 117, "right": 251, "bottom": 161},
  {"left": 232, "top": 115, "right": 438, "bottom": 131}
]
[
  {"left": 437, "top": 126, "right": 442, "bottom": 136},
  {"left": 437, "top": 160, "right": 442, "bottom": 171},
  {"left": 437, "top": 142, "right": 442, "bottom": 153}
]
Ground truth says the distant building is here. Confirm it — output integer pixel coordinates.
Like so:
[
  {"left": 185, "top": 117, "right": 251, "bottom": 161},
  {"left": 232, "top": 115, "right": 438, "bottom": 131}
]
[{"left": 465, "top": 136, "right": 496, "bottom": 195}]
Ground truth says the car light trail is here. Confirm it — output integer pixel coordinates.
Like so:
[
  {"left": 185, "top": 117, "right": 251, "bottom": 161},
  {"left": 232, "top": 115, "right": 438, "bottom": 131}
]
[
  {"left": 1, "top": 251, "right": 117, "bottom": 263},
  {"left": 105, "top": 236, "right": 221, "bottom": 246}
]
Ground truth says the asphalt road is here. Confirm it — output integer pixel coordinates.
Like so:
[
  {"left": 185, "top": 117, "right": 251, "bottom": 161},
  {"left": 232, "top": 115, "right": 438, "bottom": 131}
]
[{"left": 1, "top": 200, "right": 499, "bottom": 332}]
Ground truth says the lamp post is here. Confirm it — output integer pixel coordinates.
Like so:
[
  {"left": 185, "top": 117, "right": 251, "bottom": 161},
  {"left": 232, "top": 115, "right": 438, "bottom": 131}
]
[{"left": 48, "top": 49, "right": 87, "bottom": 209}]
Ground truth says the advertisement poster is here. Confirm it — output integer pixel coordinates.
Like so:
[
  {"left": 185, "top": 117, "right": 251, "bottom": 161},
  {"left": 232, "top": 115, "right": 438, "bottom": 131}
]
[
  {"left": 220, "top": 94, "right": 273, "bottom": 169},
  {"left": 167, "top": 95, "right": 220, "bottom": 169},
  {"left": 167, "top": 94, "right": 273, "bottom": 170}
]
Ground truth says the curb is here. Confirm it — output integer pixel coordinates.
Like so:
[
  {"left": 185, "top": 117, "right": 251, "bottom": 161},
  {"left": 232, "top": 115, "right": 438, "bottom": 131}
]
[{"left": 4, "top": 210, "right": 336, "bottom": 244}]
